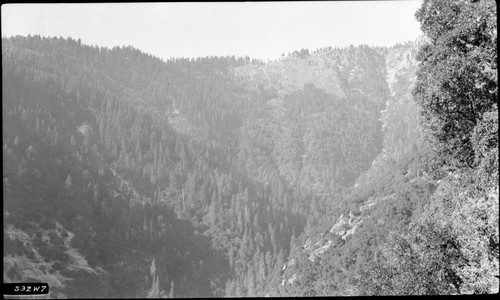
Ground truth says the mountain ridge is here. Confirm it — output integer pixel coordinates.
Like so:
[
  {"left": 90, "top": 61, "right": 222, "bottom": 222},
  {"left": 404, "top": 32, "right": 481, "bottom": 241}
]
[{"left": 5, "top": 29, "right": 496, "bottom": 297}]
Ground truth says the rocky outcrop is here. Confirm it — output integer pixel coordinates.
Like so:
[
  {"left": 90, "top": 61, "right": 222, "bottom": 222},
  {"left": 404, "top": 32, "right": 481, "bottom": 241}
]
[
  {"left": 3, "top": 221, "right": 102, "bottom": 298},
  {"left": 279, "top": 209, "right": 363, "bottom": 286},
  {"left": 307, "top": 211, "right": 363, "bottom": 262},
  {"left": 233, "top": 53, "right": 345, "bottom": 99}
]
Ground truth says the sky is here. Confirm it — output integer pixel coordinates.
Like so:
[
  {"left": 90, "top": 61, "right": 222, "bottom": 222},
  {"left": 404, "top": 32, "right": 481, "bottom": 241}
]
[{"left": 1, "top": 1, "right": 423, "bottom": 61}]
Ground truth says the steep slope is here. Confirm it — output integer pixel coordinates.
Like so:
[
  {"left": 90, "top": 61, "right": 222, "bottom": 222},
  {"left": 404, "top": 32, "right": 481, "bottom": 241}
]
[
  {"left": 4, "top": 36, "right": 312, "bottom": 297},
  {"left": 3, "top": 36, "right": 425, "bottom": 298},
  {"left": 355, "top": 1, "right": 498, "bottom": 294},
  {"left": 270, "top": 39, "right": 438, "bottom": 296},
  {"left": 234, "top": 45, "right": 388, "bottom": 198},
  {"left": 2, "top": 36, "right": 234, "bottom": 298},
  {"left": 4, "top": 220, "right": 106, "bottom": 298}
]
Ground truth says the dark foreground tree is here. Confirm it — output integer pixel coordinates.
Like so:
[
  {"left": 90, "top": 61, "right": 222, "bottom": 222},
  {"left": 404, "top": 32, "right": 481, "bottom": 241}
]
[
  {"left": 413, "top": 0, "right": 497, "bottom": 171},
  {"left": 356, "top": 0, "right": 499, "bottom": 295}
]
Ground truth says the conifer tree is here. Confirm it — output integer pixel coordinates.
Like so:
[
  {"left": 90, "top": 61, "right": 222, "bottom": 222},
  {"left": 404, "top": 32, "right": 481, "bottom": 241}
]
[
  {"left": 147, "top": 258, "right": 166, "bottom": 298},
  {"left": 169, "top": 281, "right": 174, "bottom": 298}
]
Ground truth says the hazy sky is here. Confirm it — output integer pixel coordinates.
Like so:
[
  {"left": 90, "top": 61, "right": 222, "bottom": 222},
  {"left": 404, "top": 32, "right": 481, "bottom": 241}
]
[{"left": 1, "top": 1, "right": 423, "bottom": 61}]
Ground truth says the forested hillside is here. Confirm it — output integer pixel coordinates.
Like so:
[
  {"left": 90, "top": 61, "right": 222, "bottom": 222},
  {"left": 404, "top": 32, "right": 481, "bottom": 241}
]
[
  {"left": 1, "top": 35, "right": 386, "bottom": 298},
  {"left": 3, "top": 0, "right": 497, "bottom": 297},
  {"left": 269, "top": 0, "right": 498, "bottom": 296}
]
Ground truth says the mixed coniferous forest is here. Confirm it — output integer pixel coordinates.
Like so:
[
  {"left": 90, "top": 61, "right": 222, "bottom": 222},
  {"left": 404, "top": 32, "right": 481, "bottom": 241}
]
[{"left": 3, "top": 0, "right": 498, "bottom": 297}]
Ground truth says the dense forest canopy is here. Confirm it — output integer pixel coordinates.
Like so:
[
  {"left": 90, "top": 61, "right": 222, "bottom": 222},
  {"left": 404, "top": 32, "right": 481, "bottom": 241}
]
[{"left": 3, "top": 0, "right": 497, "bottom": 297}]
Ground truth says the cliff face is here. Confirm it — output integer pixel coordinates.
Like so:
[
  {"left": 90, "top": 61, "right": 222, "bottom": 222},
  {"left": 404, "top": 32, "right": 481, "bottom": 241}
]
[{"left": 356, "top": 39, "right": 426, "bottom": 188}]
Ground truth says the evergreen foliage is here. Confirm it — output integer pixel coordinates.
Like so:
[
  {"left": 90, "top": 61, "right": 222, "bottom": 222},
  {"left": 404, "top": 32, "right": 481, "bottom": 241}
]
[{"left": 3, "top": 1, "right": 497, "bottom": 294}]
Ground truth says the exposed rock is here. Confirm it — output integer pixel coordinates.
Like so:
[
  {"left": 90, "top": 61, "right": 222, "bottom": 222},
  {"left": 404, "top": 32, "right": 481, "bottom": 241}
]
[
  {"left": 329, "top": 213, "right": 348, "bottom": 234},
  {"left": 234, "top": 53, "right": 345, "bottom": 98},
  {"left": 287, "top": 273, "right": 298, "bottom": 284},
  {"left": 4, "top": 221, "right": 100, "bottom": 298}
]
